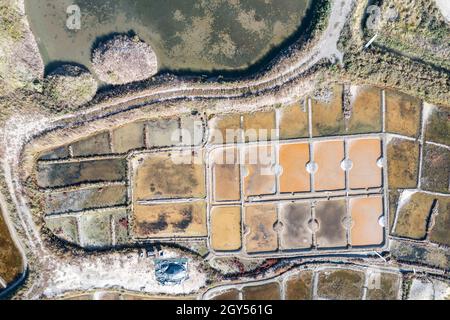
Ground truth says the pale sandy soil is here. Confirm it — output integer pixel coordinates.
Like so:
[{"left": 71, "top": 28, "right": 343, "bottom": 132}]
[{"left": 41, "top": 250, "right": 207, "bottom": 299}]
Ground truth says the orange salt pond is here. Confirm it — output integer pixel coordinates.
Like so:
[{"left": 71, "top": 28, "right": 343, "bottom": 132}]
[
  {"left": 350, "top": 196, "right": 384, "bottom": 247},
  {"left": 211, "top": 147, "right": 240, "bottom": 201},
  {"left": 243, "top": 144, "right": 276, "bottom": 197},
  {"left": 314, "top": 140, "right": 345, "bottom": 191},
  {"left": 279, "top": 143, "right": 310, "bottom": 193},
  {"left": 348, "top": 138, "right": 382, "bottom": 189},
  {"left": 210, "top": 206, "right": 242, "bottom": 251}
]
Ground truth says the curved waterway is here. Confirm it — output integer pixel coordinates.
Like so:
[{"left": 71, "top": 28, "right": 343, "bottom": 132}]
[{"left": 25, "top": 0, "right": 311, "bottom": 75}]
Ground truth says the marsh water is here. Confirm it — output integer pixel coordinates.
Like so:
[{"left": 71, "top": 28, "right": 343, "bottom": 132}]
[{"left": 25, "top": 0, "right": 311, "bottom": 75}]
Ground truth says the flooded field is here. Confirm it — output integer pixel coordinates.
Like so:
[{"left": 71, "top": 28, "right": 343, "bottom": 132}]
[{"left": 25, "top": 0, "right": 311, "bottom": 74}]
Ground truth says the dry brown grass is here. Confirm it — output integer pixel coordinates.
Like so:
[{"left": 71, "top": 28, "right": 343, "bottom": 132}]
[
  {"left": 387, "top": 138, "right": 420, "bottom": 189},
  {"left": 0, "top": 209, "right": 22, "bottom": 284}
]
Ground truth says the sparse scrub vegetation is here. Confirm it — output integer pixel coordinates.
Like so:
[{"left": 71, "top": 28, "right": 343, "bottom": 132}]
[
  {"left": 0, "top": 0, "right": 43, "bottom": 96},
  {"left": 92, "top": 35, "right": 158, "bottom": 85},
  {"left": 336, "top": 0, "right": 450, "bottom": 106},
  {"left": 0, "top": 2, "right": 24, "bottom": 41},
  {"left": 44, "top": 65, "right": 98, "bottom": 110},
  {"left": 372, "top": 0, "right": 450, "bottom": 70}
]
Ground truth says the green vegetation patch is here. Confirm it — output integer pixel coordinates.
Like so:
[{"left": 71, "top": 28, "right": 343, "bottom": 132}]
[
  {"left": 421, "top": 144, "right": 450, "bottom": 194},
  {"left": 285, "top": 271, "right": 313, "bottom": 300},
  {"left": 45, "top": 216, "right": 79, "bottom": 245},
  {"left": 44, "top": 65, "right": 98, "bottom": 110},
  {"left": 390, "top": 239, "right": 449, "bottom": 270},
  {"left": 370, "top": 0, "right": 450, "bottom": 70},
  {"left": 429, "top": 197, "right": 450, "bottom": 247},
  {"left": 44, "top": 185, "right": 127, "bottom": 215},
  {"left": 317, "top": 269, "right": 365, "bottom": 300},
  {"left": 366, "top": 272, "right": 401, "bottom": 300},
  {"left": 79, "top": 212, "right": 112, "bottom": 249},
  {"left": 425, "top": 105, "right": 450, "bottom": 146},
  {"left": 37, "top": 158, "right": 127, "bottom": 188},
  {"left": 387, "top": 138, "right": 420, "bottom": 189},
  {"left": 392, "top": 192, "right": 434, "bottom": 240}
]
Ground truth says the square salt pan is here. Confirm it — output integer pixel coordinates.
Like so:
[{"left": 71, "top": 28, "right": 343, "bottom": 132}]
[
  {"left": 146, "top": 118, "right": 180, "bottom": 147},
  {"left": 243, "top": 111, "right": 276, "bottom": 142},
  {"left": 133, "top": 201, "right": 207, "bottom": 239},
  {"left": 71, "top": 132, "right": 111, "bottom": 157},
  {"left": 242, "top": 282, "right": 281, "bottom": 300},
  {"left": 210, "top": 147, "right": 240, "bottom": 202},
  {"left": 350, "top": 196, "right": 384, "bottom": 247},
  {"left": 132, "top": 151, "right": 206, "bottom": 201},
  {"left": 279, "top": 202, "right": 313, "bottom": 250},
  {"left": 279, "top": 103, "right": 309, "bottom": 140},
  {"left": 180, "top": 116, "right": 204, "bottom": 146},
  {"left": 279, "top": 143, "right": 310, "bottom": 193},
  {"left": 348, "top": 138, "right": 382, "bottom": 190},
  {"left": 111, "top": 122, "right": 145, "bottom": 153},
  {"left": 313, "top": 140, "right": 345, "bottom": 191},
  {"left": 243, "top": 144, "right": 276, "bottom": 197},
  {"left": 210, "top": 206, "right": 242, "bottom": 251},
  {"left": 244, "top": 203, "right": 278, "bottom": 253},
  {"left": 208, "top": 113, "right": 242, "bottom": 144},
  {"left": 315, "top": 199, "right": 348, "bottom": 249}
]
